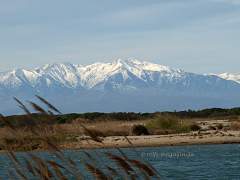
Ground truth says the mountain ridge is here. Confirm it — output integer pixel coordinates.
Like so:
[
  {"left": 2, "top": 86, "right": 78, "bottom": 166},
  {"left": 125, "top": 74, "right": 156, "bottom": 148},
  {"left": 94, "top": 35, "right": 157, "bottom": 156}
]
[
  {"left": 1, "top": 58, "right": 240, "bottom": 115},
  {"left": 0, "top": 59, "right": 186, "bottom": 89},
  {"left": 1, "top": 58, "right": 235, "bottom": 89}
]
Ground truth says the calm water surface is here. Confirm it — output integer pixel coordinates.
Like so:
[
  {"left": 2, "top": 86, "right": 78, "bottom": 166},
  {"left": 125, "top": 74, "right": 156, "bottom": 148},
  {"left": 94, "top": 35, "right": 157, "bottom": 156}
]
[{"left": 0, "top": 144, "right": 239, "bottom": 179}]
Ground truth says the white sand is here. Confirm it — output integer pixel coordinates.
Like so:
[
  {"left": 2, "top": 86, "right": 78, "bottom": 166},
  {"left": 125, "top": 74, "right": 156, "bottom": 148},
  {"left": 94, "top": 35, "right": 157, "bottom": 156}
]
[{"left": 61, "top": 130, "right": 240, "bottom": 149}]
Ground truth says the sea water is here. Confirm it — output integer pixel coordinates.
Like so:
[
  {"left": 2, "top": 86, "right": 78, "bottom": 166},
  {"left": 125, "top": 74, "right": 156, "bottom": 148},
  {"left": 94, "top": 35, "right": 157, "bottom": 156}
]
[{"left": 0, "top": 144, "right": 239, "bottom": 179}]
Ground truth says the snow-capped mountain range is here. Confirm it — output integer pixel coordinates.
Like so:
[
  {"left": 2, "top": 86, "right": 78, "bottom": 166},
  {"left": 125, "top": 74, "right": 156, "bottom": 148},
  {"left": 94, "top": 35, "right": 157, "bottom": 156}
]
[
  {"left": 1, "top": 58, "right": 240, "bottom": 115},
  {"left": 0, "top": 59, "right": 187, "bottom": 90}
]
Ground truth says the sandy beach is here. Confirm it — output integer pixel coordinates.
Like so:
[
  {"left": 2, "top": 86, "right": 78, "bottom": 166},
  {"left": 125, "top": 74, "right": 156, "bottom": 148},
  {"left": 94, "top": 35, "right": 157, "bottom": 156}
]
[
  {"left": 2, "top": 115, "right": 240, "bottom": 151},
  {"left": 60, "top": 130, "right": 240, "bottom": 149}
]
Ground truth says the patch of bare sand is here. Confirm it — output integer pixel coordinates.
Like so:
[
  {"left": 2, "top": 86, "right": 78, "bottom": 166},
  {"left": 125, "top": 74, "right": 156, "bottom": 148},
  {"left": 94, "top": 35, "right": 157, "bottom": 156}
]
[{"left": 60, "top": 130, "right": 240, "bottom": 149}]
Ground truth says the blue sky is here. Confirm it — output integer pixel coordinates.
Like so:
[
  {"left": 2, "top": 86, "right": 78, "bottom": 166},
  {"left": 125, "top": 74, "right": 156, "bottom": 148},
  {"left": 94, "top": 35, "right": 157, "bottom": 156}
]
[{"left": 0, "top": 0, "right": 240, "bottom": 73}]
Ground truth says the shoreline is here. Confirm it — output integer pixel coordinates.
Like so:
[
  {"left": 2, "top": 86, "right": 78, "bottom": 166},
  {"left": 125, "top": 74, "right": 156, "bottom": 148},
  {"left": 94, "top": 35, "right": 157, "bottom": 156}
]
[
  {"left": 1, "top": 130, "right": 239, "bottom": 153},
  {"left": 60, "top": 131, "right": 240, "bottom": 150}
]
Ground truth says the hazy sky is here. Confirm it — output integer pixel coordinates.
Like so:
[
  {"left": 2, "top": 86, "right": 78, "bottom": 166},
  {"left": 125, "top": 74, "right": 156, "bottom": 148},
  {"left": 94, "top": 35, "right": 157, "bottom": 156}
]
[{"left": 0, "top": 0, "right": 240, "bottom": 73}]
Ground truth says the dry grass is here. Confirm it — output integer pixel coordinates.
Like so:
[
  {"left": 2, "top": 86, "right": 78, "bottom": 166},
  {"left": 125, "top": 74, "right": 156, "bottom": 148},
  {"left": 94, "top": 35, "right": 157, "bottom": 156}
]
[
  {"left": 0, "top": 113, "right": 204, "bottom": 151},
  {"left": 0, "top": 125, "right": 71, "bottom": 151},
  {"left": 0, "top": 118, "right": 148, "bottom": 151},
  {"left": 0, "top": 96, "right": 161, "bottom": 179},
  {"left": 48, "top": 119, "right": 146, "bottom": 138},
  {"left": 74, "top": 120, "right": 141, "bottom": 136},
  {"left": 230, "top": 121, "right": 240, "bottom": 130}
]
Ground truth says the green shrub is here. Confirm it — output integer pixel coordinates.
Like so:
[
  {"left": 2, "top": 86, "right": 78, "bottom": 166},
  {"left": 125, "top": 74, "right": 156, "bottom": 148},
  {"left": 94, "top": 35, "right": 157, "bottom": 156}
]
[
  {"left": 146, "top": 115, "right": 192, "bottom": 134},
  {"left": 146, "top": 115, "right": 177, "bottom": 129},
  {"left": 131, "top": 125, "right": 150, "bottom": 136},
  {"left": 57, "top": 117, "right": 67, "bottom": 124},
  {"left": 217, "top": 123, "right": 223, "bottom": 130}
]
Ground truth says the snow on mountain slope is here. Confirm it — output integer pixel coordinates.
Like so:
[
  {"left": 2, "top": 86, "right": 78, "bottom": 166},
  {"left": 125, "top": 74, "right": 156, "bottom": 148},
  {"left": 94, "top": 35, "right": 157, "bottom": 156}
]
[
  {"left": 36, "top": 63, "right": 81, "bottom": 87},
  {"left": 1, "top": 58, "right": 240, "bottom": 115},
  {"left": 1, "top": 59, "right": 240, "bottom": 92},
  {"left": 0, "top": 59, "right": 186, "bottom": 90},
  {"left": 218, "top": 73, "right": 240, "bottom": 84},
  {"left": 76, "top": 59, "right": 182, "bottom": 89}
]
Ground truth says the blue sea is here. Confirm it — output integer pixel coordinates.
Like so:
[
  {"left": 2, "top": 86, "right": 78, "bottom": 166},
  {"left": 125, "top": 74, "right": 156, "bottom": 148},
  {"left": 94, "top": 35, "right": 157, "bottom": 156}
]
[{"left": 0, "top": 144, "right": 239, "bottom": 179}]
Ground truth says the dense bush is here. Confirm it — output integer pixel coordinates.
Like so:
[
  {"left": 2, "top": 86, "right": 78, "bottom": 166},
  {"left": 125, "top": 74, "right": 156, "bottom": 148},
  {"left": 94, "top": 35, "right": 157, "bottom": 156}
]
[
  {"left": 57, "top": 117, "right": 67, "bottom": 124},
  {"left": 131, "top": 125, "right": 150, "bottom": 136},
  {"left": 217, "top": 123, "right": 223, "bottom": 130},
  {"left": 146, "top": 115, "right": 193, "bottom": 134},
  {"left": 167, "top": 108, "right": 240, "bottom": 118},
  {"left": 3, "top": 106, "right": 240, "bottom": 128},
  {"left": 146, "top": 115, "right": 178, "bottom": 129}
]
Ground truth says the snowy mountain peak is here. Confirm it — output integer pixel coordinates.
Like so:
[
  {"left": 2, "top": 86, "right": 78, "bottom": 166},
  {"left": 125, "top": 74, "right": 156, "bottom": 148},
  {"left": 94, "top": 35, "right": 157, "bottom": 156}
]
[
  {"left": 1, "top": 58, "right": 239, "bottom": 92},
  {"left": 111, "top": 58, "right": 176, "bottom": 73},
  {"left": 218, "top": 73, "right": 240, "bottom": 84},
  {"left": 1, "top": 59, "right": 240, "bottom": 115},
  {"left": 0, "top": 59, "right": 188, "bottom": 90}
]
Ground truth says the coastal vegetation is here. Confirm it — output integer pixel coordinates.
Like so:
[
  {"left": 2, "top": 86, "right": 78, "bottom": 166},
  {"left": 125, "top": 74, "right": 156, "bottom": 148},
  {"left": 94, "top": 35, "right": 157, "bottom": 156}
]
[
  {"left": 2, "top": 106, "right": 240, "bottom": 127},
  {"left": 0, "top": 96, "right": 239, "bottom": 179},
  {"left": 0, "top": 97, "right": 161, "bottom": 179},
  {"left": 0, "top": 98, "right": 239, "bottom": 152}
]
